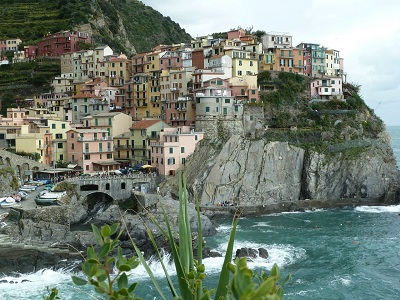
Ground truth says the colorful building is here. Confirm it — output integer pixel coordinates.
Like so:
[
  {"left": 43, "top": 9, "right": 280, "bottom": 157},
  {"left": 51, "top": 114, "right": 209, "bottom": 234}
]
[
  {"left": 151, "top": 126, "right": 204, "bottom": 176},
  {"left": 66, "top": 128, "right": 119, "bottom": 173},
  {"left": 130, "top": 119, "right": 170, "bottom": 165}
]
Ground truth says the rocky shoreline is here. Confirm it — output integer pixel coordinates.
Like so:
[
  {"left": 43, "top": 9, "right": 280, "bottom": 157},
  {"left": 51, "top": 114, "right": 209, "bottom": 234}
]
[{"left": 0, "top": 190, "right": 390, "bottom": 275}]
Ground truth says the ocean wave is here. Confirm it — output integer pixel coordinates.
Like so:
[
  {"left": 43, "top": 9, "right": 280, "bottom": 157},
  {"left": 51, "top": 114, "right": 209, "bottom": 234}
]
[
  {"left": 0, "top": 268, "right": 73, "bottom": 299},
  {"left": 212, "top": 240, "right": 306, "bottom": 269},
  {"left": 268, "top": 208, "right": 326, "bottom": 216},
  {"left": 330, "top": 275, "right": 352, "bottom": 287},
  {"left": 354, "top": 205, "right": 400, "bottom": 213}
]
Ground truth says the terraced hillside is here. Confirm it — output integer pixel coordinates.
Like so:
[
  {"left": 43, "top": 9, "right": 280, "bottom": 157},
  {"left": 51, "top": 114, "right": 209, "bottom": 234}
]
[{"left": 0, "top": 0, "right": 192, "bottom": 54}]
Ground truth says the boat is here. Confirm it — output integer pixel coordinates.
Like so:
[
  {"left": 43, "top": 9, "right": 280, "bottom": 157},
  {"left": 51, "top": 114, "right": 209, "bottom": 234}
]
[
  {"left": 19, "top": 185, "right": 37, "bottom": 192},
  {"left": 35, "top": 191, "right": 66, "bottom": 206},
  {"left": 0, "top": 196, "right": 21, "bottom": 208}
]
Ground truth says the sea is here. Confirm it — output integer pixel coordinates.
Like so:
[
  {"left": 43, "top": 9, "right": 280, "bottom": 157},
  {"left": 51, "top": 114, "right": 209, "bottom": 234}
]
[{"left": 1, "top": 126, "right": 400, "bottom": 300}]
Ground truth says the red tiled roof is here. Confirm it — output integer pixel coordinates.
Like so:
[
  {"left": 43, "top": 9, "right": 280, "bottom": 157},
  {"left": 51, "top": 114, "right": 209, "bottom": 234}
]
[{"left": 130, "top": 119, "right": 161, "bottom": 130}]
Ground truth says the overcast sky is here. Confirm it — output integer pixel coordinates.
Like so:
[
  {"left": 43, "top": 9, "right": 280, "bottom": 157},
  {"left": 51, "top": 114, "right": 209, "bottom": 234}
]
[{"left": 141, "top": 0, "right": 400, "bottom": 126}]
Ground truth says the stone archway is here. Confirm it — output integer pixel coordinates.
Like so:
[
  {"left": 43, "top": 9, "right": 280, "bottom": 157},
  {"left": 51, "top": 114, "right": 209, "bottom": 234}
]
[{"left": 85, "top": 192, "right": 114, "bottom": 220}]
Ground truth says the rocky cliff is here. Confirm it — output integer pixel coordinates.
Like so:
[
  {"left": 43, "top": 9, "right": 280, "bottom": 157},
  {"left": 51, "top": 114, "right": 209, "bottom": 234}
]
[
  {"left": 183, "top": 129, "right": 399, "bottom": 209},
  {"left": 174, "top": 76, "right": 400, "bottom": 210}
]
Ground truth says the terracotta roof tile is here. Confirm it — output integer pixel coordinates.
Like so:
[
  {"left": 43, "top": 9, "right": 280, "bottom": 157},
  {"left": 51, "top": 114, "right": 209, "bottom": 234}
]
[{"left": 130, "top": 119, "right": 161, "bottom": 130}]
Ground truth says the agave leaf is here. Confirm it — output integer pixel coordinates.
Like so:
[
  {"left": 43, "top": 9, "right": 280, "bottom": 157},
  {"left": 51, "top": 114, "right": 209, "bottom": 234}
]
[
  {"left": 214, "top": 217, "right": 239, "bottom": 300},
  {"left": 145, "top": 222, "right": 179, "bottom": 297},
  {"left": 124, "top": 221, "right": 168, "bottom": 300},
  {"left": 159, "top": 197, "right": 191, "bottom": 299},
  {"left": 195, "top": 193, "right": 203, "bottom": 300}
]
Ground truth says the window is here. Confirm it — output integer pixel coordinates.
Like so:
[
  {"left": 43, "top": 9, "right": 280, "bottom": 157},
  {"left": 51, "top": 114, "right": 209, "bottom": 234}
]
[
  {"left": 62, "top": 123, "right": 66, "bottom": 129},
  {"left": 250, "top": 61, "right": 253, "bottom": 66},
  {"left": 182, "top": 157, "right": 186, "bottom": 165},
  {"left": 107, "top": 154, "right": 112, "bottom": 159},
  {"left": 238, "top": 70, "right": 242, "bottom": 76},
  {"left": 195, "top": 135, "right": 198, "bottom": 141},
  {"left": 59, "top": 154, "right": 63, "bottom": 161},
  {"left": 55, "top": 133, "right": 62, "bottom": 139},
  {"left": 108, "top": 118, "right": 112, "bottom": 125},
  {"left": 225, "top": 99, "right": 230, "bottom": 103},
  {"left": 52, "top": 124, "right": 56, "bottom": 129},
  {"left": 252, "top": 90, "right": 256, "bottom": 95},
  {"left": 84, "top": 154, "right": 90, "bottom": 160},
  {"left": 181, "top": 147, "right": 185, "bottom": 153},
  {"left": 331, "top": 80, "right": 335, "bottom": 84},
  {"left": 205, "top": 107, "right": 210, "bottom": 113},
  {"left": 71, "top": 143, "right": 74, "bottom": 149},
  {"left": 121, "top": 182, "right": 126, "bottom": 189},
  {"left": 239, "top": 60, "right": 242, "bottom": 66},
  {"left": 71, "top": 133, "right": 74, "bottom": 138},
  {"left": 57, "top": 143, "right": 63, "bottom": 148},
  {"left": 325, "top": 88, "right": 328, "bottom": 92},
  {"left": 95, "top": 118, "right": 98, "bottom": 126},
  {"left": 169, "top": 147, "right": 173, "bottom": 154}
]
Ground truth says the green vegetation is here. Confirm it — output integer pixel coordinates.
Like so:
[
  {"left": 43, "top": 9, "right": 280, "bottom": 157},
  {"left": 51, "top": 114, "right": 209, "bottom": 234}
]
[
  {"left": 0, "top": 59, "right": 59, "bottom": 101},
  {"left": 0, "top": 0, "right": 192, "bottom": 55},
  {"left": 256, "top": 72, "right": 384, "bottom": 160},
  {"left": 46, "top": 172, "right": 288, "bottom": 299}
]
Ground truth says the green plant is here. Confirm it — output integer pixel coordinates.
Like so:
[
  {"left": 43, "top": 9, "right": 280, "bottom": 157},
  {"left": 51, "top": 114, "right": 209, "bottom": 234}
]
[
  {"left": 71, "top": 223, "right": 141, "bottom": 300},
  {"left": 46, "top": 172, "right": 288, "bottom": 299},
  {"left": 126, "top": 171, "right": 288, "bottom": 299},
  {"left": 227, "top": 259, "right": 291, "bottom": 299},
  {"left": 44, "top": 287, "right": 60, "bottom": 300}
]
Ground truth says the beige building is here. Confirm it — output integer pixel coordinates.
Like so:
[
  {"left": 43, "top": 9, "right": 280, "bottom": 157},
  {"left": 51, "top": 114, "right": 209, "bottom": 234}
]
[{"left": 84, "top": 112, "right": 132, "bottom": 138}]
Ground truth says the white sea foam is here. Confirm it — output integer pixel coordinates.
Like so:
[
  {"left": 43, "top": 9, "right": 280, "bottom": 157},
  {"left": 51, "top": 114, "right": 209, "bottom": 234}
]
[
  {"left": 0, "top": 268, "right": 73, "bottom": 299},
  {"left": 212, "top": 240, "right": 306, "bottom": 269},
  {"left": 354, "top": 205, "right": 400, "bottom": 213},
  {"left": 330, "top": 275, "right": 352, "bottom": 287}
]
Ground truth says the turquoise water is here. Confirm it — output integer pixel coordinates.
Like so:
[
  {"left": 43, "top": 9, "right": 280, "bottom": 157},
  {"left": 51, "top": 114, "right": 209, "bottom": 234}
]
[{"left": 1, "top": 126, "right": 400, "bottom": 299}]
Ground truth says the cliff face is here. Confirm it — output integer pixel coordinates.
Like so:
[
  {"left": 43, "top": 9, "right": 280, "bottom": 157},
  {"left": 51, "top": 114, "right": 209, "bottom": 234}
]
[{"left": 185, "top": 130, "right": 399, "bottom": 207}]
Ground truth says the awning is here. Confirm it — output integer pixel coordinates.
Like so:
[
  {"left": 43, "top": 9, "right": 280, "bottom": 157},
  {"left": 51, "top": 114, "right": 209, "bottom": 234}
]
[
  {"left": 92, "top": 161, "right": 120, "bottom": 166},
  {"left": 67, "top": 164, "right": 78, "bottom": 169},
  {"left": 141, "top": 164, "right": 153, "bottom": 169}
]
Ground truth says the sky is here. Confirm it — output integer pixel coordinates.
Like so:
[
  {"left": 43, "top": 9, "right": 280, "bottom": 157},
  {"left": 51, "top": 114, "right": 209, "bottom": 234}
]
[{"left": 141, "top": 0, "right": 400, "bottom": 126}]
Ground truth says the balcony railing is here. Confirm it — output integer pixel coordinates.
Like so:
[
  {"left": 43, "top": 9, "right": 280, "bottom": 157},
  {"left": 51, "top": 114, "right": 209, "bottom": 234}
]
[{"left": 78, "top": 136, "right": 112, "bottom": 141}]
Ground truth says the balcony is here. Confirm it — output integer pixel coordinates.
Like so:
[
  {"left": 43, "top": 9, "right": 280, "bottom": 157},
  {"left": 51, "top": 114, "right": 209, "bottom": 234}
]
[
  {"left": 115, "top": 145, "right": 132, "bottom": 150},
  {"left": 78, "top": 136, "right": 112, "bottom": 141},
  {"left": 146, "top": 134, "right": 160, "bottom": 140},
  {"left": 177, "top": 107, "right": 187, "bottom": 112},
  {"left": 170, "top": 87, "right": 179, "bottom": 92}
]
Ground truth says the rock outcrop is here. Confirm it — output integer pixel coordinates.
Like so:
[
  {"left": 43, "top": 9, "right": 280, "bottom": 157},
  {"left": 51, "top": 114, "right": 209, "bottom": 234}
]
[
  {"left": 183, "top": 129, "right": 399, "bottom": 208},
  {"left": 0, "top": 193, "right": 217, "bottom": 274}
]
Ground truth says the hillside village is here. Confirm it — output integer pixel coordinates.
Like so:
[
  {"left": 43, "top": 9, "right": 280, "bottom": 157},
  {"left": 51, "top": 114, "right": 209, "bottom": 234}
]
[{"left": 0, "top": 28, "right": 346, "bottom": 177}]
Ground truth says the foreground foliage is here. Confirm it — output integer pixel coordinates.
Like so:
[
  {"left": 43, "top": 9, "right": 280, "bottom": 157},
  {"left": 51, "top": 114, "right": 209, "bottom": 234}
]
[{"left": 45, "top": 172, "right": 289, "bottom": 299}]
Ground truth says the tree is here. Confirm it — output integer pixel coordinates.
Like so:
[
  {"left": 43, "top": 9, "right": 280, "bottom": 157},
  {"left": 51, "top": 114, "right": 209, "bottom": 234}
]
[{"left": 0, "top": 93, "right": 15, "bottom": 116}]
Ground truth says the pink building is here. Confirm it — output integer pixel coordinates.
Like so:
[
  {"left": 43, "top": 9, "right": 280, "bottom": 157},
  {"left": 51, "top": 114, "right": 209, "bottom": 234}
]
[
  {"left": 150, "top": 126, "right": 204, "bottom": 176},
  {"left": 310, "top": 76, "right": 343, "bottom": 100},
  {"left": 36, "top": 31, "right": 92, "bottom": 57},
  {"left": 67, "top": 128, "right": 119, "bottom": 174}
]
